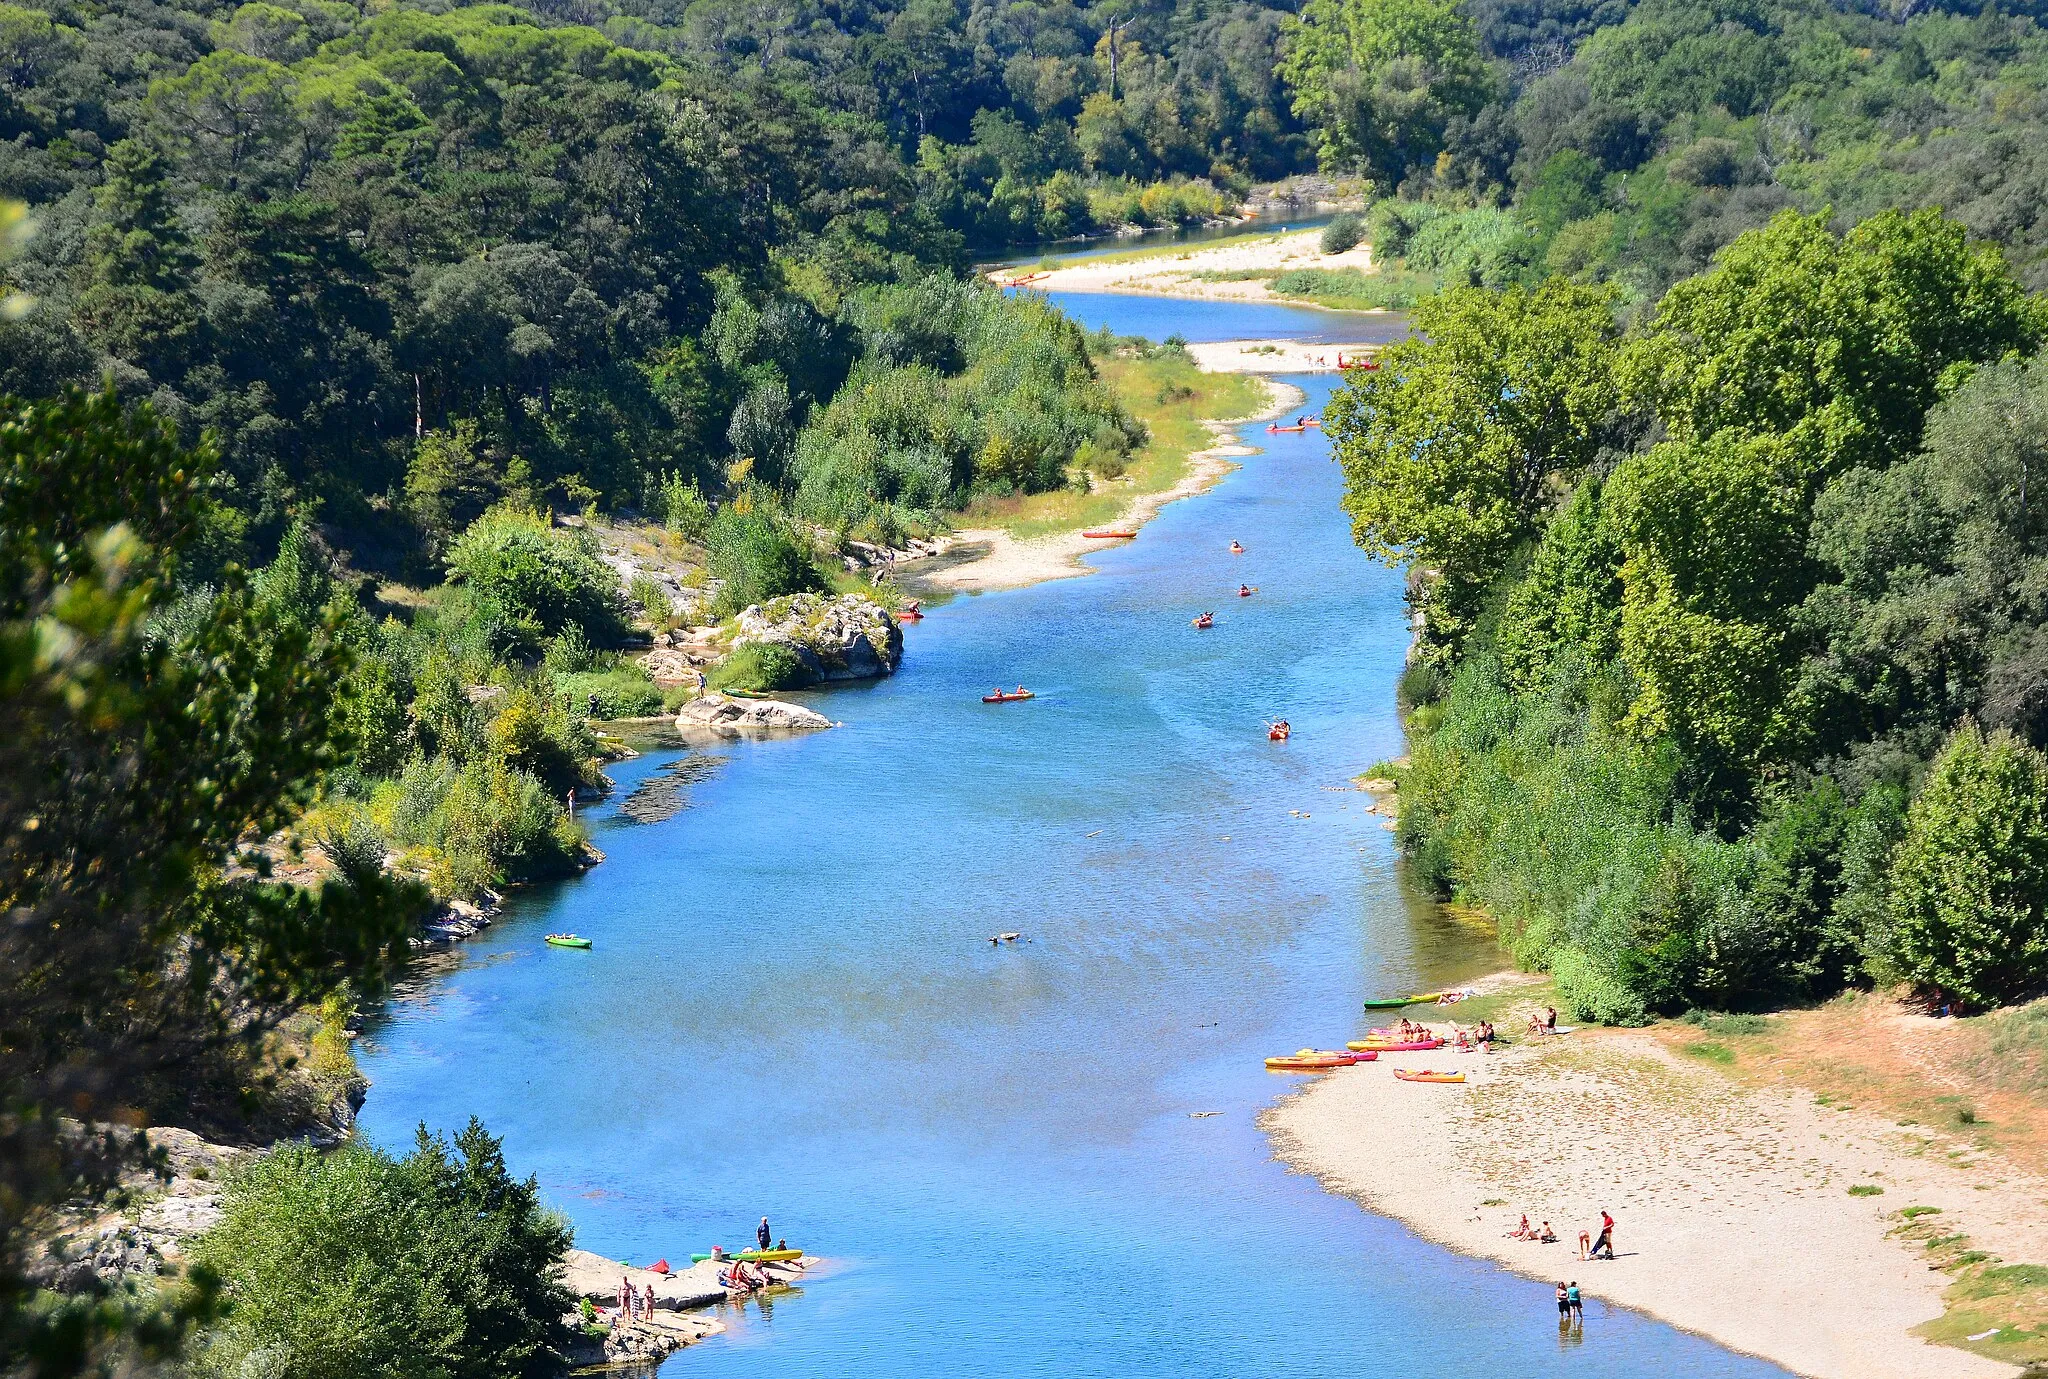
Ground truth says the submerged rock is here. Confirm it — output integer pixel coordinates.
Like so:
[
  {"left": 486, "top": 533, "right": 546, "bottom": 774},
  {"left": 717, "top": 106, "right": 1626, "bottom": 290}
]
[
  {"left": 674, "top": 692, "right": 832, "bottom": 734},
  {"left": 731, "top": 593, "right": 903, "bottom": 684}
]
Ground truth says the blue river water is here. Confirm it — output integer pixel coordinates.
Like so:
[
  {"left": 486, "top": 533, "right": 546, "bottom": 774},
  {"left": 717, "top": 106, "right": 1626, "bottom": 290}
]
[{"left": 354, "top": 303, "right": 1791, "bottom": 1377}]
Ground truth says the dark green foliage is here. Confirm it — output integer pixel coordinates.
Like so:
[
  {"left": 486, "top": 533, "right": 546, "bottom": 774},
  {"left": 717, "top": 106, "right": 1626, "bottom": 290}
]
[
  {"left": 192, "top": 1120, "right": 573, "bottom": 1379},
  {"left": 0, "top": 390, "right": 426, "bottom": 1372}
]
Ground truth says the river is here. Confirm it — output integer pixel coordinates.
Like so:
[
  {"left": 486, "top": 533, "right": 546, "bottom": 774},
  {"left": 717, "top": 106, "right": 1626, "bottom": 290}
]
[{"left": 353, "top": 298, "right": 1791, "bottom": 1378}]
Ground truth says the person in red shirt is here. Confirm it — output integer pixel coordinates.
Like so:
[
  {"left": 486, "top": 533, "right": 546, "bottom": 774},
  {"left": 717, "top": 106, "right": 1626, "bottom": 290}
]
[{"left": 1590, "top": 1209, "right": 1615, "bottom": 1259}]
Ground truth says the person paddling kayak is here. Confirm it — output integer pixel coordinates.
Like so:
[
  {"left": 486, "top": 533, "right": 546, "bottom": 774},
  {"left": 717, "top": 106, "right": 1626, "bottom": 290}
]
[{"left": 1229, "top": 540, "right": 1244, "bottom": 554}]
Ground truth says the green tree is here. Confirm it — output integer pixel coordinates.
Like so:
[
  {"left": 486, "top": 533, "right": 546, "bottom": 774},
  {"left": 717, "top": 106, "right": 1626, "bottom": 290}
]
[
  {"left": 1278, "top": 0, "right": 1494, "bottom": 187},
  {"left": 1621, "top": 208, "right": 2043, "bottom": 481},
  {"left": 1886, "top": 723, "right": 2048, "bottom": 1009},
  {"left": 1326, "top": 278, "right": 1623, "bottom": 652},
  {"left": 1606, "top": 429, "right": 1810, "bottom": 771},
  {"left": 0, "top": 391, "right": 425, "bottom": 1374},
  {"left": 145, "top": 50, "right": 298, "bottom": 191},
  {"left": 74, "top": 141, "right": 199, "bottom": 380},
  {"left": 192, "top": 1120, "right": 574, "bottom": 1379}
]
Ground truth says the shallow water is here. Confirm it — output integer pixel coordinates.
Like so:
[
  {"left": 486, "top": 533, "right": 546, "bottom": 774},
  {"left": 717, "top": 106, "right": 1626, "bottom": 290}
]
[{"left": 355, "top": 353, "right": 1790, "bottom": 1376}]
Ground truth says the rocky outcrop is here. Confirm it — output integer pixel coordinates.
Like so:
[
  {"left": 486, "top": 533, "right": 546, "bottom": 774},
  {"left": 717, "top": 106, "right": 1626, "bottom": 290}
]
[
  {"left": 732, "top": 593, "right": 903, "bottom": 684},
  {"left": 674, "top": 692, "right": 832, "bottom": 734}
]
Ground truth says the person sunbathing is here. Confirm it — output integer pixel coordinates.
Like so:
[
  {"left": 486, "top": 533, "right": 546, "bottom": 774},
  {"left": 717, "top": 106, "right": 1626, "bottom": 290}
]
[
  {"left": 1507, "top": 1214, "right": 1532, "bottom": 1239},
  {"left": 1538, "top": 1221, "right": 1559, "bottom": 1242}
]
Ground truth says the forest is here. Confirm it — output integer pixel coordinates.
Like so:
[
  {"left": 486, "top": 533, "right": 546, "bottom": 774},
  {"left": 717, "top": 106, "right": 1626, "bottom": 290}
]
[
  {"left": 9, "top": 0, "right": 2048, "bottom": 1368},
  {"left": 1340, "top": 206, "right": 2048, "bottom": 1022}
]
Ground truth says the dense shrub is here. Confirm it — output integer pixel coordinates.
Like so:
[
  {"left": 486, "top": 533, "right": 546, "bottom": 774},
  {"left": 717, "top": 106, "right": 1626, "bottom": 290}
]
[
  {"left": 192, "top": 1122, "right": 573, "bottom": 1379},
  {"left": 709, "top": 641, "right": 810, "bottom": 692},
  {"left": 792, "top": 280, "right": 1140, "bottom": 537},
  {"left": 705, "top": 504, "right": 825, "bottom": 618},
  {"left": 1886, "top": 725, "right": 2048, "bottom": 1009},
  {"left": 1320, "top": 212, "right": 1366, "bottom": 254},
  {"left": 553, "top": 668, "right": 666, "bottom": 719},
  {"left": 445, "top": 506, "right": 625, "bottom": 645}
]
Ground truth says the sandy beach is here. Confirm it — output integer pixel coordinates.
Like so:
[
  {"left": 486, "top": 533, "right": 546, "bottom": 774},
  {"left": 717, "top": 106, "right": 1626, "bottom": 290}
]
[
  {"left": 1264, "top": 994, "right": 2048, "bottom": 1379},
  {"left": 905, "top": 379, "right": 1303, "bottom": 595},
  {"left": 1185, "top": 339, "right": 1382, "bottom": 374},
  {"left": 994, "top": 228, "right": 1376, "bottom": 304}
]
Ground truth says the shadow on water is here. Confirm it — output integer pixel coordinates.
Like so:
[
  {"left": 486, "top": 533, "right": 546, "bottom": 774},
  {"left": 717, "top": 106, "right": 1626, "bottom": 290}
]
[{"left": 354, "top": 375, "right": 1790, "bottom": 1379}]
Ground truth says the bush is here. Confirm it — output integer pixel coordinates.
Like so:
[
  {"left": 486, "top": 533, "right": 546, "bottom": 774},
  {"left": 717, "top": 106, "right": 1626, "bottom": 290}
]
[
  {"left": 554, "top": 668, "right": 665, "bottom": 719},
  {"left": 654, "top": 470, "right": 713, "bottom": 542},
  {"left": 382, "top": 753, "right": 583, "bottom": 897},
  {"left": 1321, "top": 212, "right": 1365, "bottom": 254},
  {"left": 192, "top": 1121, "right": 574, "bottom": 1379},
  {"left": 705, "top": 503, "right": 824, "bottom": 618},
  {"left": 1886, "top": 723, "right": 2048, "bottom": 1009},
  {"left": 709, "top": 641, "right": 809, "bottom": 692},
  {"left": 445, "top": 504, "right": 625, "bottom": 643},
  {"left": 629, "top": 574, "right": 671, "bottom": 623}
]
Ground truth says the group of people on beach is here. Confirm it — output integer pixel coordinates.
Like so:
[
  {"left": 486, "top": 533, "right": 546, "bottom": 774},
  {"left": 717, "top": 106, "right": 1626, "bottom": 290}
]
[{"left": 1509, "top": 1208, "right": 1616, "bottom": 1262}]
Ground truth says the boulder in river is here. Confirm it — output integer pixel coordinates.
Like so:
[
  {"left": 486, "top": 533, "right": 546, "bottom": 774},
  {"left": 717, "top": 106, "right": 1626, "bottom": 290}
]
[
  {"left": 731, "top": 593, "right": 903, "bottom": 684},
  {"left": 674, "top": 692, "right": 832, "bottom": 734}
]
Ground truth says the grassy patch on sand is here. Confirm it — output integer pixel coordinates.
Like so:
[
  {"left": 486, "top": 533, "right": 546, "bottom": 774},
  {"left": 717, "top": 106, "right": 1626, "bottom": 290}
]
[{"left": 962, "top": 351, "right": 1266, "bottom": 542}]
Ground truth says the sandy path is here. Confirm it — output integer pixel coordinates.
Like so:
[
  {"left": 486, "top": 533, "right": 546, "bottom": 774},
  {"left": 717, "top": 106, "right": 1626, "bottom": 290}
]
[
  {"left": 993, "top": 229, "right": 1375, "bottom": 304},
  {"left": 907, "top": 381, "right": 1301, "bottom": 595},
  {"left": 1265, "top": 1016, "right": 2048, "bottom": 1379}
]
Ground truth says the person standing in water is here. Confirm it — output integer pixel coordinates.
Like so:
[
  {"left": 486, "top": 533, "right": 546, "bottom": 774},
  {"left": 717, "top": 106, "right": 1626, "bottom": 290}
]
[{"left": 758, "top": 1216, "right": 772, "bottom": 1252}]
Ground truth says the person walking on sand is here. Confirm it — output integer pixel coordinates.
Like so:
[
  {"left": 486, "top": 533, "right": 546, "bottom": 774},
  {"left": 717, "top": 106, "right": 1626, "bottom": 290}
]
[{"left": 758, "top": 1216, "right": 772, "bottom": 1252}]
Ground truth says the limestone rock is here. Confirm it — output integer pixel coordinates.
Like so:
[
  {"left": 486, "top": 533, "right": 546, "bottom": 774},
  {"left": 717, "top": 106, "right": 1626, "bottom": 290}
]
[
  {"left": 731, "top": 593, "right": 903, "bottom": 685},
  {"left": 674, "top": 692, "right": 831, "bottom": 734}
]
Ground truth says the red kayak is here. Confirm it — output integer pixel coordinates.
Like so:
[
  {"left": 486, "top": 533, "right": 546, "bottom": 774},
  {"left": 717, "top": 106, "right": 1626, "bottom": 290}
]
[
  {"left": 896, "top": 608, "right": 924, "bottom": 621},
  {"left": 1082, "top": 530, "right": 1137, "bottom": 539}
]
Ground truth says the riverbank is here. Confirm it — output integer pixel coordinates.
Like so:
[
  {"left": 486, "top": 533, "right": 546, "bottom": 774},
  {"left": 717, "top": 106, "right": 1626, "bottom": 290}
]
[
  {"left": 903, "top": 373, "right": 1300, "bottom": 595},
  {"left": 994, "top": 228, "right": 1378, "bottom": 305},
  {"left": 1264, "top": 984, "right": 2048, "bottom": 1379}
]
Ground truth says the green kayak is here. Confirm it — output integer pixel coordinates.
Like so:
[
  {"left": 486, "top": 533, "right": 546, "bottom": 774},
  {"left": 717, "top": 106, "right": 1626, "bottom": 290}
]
[
  {"left": 1362, "top": 997, "right": 1415, "bottom": 1009},
  {"left": 545, "top": 934, "right": 593, "bottom": 949}
]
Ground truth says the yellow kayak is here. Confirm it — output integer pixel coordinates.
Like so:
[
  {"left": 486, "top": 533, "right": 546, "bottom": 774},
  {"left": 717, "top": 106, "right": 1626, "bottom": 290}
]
[
  {"left": 1393, "top": 1069, "right": 1466, "bottom": 1084},
  {"left": 690, "top": 1249, "right": 803, "bottom": 1264}
]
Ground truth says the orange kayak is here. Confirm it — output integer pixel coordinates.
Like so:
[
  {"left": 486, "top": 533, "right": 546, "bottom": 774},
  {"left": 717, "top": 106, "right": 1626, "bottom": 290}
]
[
  {"left": 1348, "top": 1038, "right": 1444, "bottom": 1052},
  {"left": 1393, "top": 1069, "right": 1466, "bottom": 1083},
  {"left": 983, "top": 690, "right": 1035, "bottom": 703},
  {"left": 1081, "top": 530, "right": 1136, "bottom": 539}
]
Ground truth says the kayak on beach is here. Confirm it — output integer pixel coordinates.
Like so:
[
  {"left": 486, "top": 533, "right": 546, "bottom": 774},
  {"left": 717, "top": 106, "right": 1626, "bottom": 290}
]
[
  {"left": 1392, "top": 1069, "right": 1466, "bottom": 1084},
  {"left": 1347, "top": 1038, "right": 1445, "bottom": 1052},
  {"left": 1265, "top": 1054, "right": 1354, "bottom": 1071},
  {"left": 1081, "top": 529, "right": 1137, "bottom": 539},
  {"left": 690, "top": 1249, "right": 804, "bottom": 1264},
  {"left": 545, "top": 934, "right": 592, "bottom": 949}
]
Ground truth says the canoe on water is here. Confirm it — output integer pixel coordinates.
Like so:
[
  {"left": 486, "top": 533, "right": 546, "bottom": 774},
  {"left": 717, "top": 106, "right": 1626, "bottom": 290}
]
[
  {"left": 690, "top": 1249, "right": 804, "bottom": 1264},
  {"left": 1393, "top": 1069, "right": 1466, "bottom": 1084},
  {"left": 545, "top": 934, "right": 592, "bottom": 949},
  {"left": 982, "top": 690, "right": 1035, "bottom": 703}
]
